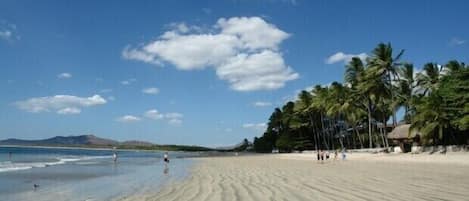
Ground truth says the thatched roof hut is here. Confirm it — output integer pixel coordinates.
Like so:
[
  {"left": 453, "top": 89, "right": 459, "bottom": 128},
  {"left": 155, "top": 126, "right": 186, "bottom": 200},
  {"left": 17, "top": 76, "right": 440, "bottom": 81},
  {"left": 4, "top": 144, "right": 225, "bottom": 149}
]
[{"left": 387, "top": 124, "right": 419, "bottom": 140}]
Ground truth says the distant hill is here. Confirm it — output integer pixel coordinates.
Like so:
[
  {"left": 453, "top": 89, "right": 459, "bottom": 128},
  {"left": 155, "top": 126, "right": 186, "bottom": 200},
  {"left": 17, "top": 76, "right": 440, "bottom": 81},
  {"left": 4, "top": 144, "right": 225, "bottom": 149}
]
[
  {"left": 0, "top": 135, "right": 216, "bottom": 152},
  {"left": 0, "top": 135, "right": 119, "bottom": 147},
  {"left": 121, "top": 140, "right": 154, "bottom": 146}
]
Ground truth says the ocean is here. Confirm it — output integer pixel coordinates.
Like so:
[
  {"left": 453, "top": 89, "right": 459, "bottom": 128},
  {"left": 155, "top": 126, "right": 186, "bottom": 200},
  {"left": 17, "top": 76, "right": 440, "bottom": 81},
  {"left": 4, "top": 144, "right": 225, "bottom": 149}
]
[{"left": 0, "top": 146, "right": 194, "bottom": 201}]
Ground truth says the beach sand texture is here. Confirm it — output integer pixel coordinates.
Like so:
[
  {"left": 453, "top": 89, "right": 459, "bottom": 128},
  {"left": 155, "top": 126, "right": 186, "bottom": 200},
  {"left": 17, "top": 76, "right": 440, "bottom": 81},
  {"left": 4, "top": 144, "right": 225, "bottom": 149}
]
[{"left": 120, "top": 153, "right": 469, "bottom": 201}]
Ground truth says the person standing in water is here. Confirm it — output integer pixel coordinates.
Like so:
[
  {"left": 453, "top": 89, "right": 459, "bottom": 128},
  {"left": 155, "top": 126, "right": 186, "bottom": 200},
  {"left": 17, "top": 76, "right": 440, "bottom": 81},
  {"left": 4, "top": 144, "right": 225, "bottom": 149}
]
[{"left": 112, "top": 152, "right": 118, "bottom": 163}]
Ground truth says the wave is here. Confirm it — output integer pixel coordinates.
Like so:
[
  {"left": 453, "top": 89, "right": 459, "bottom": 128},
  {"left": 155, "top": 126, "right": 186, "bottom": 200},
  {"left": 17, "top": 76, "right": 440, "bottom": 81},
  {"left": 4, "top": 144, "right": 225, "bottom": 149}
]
[{"left": 0, "top": 155, "right": 113, "bottom": 173}]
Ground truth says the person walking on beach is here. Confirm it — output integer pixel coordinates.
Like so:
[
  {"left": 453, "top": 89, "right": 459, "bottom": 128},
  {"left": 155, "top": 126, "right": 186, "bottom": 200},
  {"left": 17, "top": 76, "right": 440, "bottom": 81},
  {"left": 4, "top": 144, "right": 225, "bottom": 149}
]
[
  {"left": 317, "top": 150, "right": 321, "bottom": 162},
  {"left": 334, "top": 150, "right": 338, "bottom": 160},
  {"left": 163, "top": 152, "right": 170, "bottom": 164},
  {"left": 341, "top": 149, "right": 346, "bottom": 160},
  {"left": 320, "top": 150, "right": 324, "bottom": 163}
]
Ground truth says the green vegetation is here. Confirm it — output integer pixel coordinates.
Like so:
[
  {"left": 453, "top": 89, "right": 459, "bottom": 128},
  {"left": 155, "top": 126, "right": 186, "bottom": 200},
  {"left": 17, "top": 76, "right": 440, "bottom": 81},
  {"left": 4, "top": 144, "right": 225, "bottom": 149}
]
[
  {"left": 253, "top": 43, "right": 469, "bottom": 153},
  {"left": 117, "top": 144, "right": 214, "bottom": 152}
]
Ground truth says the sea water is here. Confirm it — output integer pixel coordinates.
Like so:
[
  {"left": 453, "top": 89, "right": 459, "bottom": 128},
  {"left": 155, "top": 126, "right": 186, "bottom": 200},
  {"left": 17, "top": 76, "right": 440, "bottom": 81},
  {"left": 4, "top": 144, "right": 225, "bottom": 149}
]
[{"left": 0, "top": 146, "right": 194, "bottom": 201}]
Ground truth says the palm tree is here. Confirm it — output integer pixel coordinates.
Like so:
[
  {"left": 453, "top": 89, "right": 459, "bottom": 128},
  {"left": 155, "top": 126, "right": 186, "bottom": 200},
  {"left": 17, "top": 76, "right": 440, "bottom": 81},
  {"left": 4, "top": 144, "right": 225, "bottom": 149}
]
[
  {"left": 295, "top": 90, "right": 318, "bottom": 150},
  {"left": 345, "top": 57, "right": 374, "bottom": 148},
  {"left": 411, "top": 92, "right": 452, "bottom": 150},
  {"left": 396, "top": 63, "right": 416, "bottom": 123},
  {"left": 311, "top": 85, "right": 331, "bottom": 150},
  {"left": 367, "top": 43, "right": 404, "bottom": 127},
  {"left": 416, "top": 63, "right": 443, "bottom": 96}
]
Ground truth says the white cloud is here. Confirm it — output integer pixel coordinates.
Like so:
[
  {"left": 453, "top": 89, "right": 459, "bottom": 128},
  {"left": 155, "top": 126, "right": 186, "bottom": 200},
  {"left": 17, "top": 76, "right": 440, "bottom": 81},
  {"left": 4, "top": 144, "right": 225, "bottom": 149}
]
[
  {"left": 107, "top": 96, "right": 116, "bottom": 101},
  {"left": 217, "top": 17, "right": 290, "bottom": 50},
  {"left": 143, "top": 109, "right": 183, "bottom": 125},
  {"left": 57, "top": 107, "right": 81, "bottom": 115},
  {"left": 142, "top": 87, "right": 159, "bottom": 95},
  {"left": 449, "top": 37, "right": 466, "bottom": 46},
  {"left": 123, "top": 16, "right": 298, "bottom": 91},
  {"left": 216, "top": 50, "right": 298, "bottom": 91},
  {"left": 57, "top": 73, "right": 72, "bottom": 79},
  {"left": 165, "top": 112, "right": 183, "bottom": 119},
  {"left": 144, "top": 109, "right": 164, "bottom": 120},
  {"left": 0, "top": 21, "right": 19, "bottom": 41},
  {"left": 0, "top": 30, "right": 12, "bottom": 40},
  {"left": 253, "top": 101, "right": 272, "bottom": 107},
  {"left": 121, "top": 78, "right": 136, "bottom": 85},
  {"left": 168, "top": 118, "right": 182, "bottom": 126},
  {"left": 116, "top": 115, "right": 141, "bottom": 123},
  {"left": 242, "top": 123, "right": 267, "bottom": 131},
  {"left": 325, "top": 52, "right": 368, "bottom": 64},
  {"left": 15, "top": 94, "right": 106, "bottom": 114}
]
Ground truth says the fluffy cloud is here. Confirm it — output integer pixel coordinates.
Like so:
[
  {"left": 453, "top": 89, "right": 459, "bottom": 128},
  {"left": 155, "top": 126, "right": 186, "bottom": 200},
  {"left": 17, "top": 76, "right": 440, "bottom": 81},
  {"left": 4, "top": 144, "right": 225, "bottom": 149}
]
[
  {"left": 144, "top": 109, "right": 164, "bottom": 120},
  {"left": 242, "top": 123, "right": 267, "bottom": 131},
  {"left": 325, "top": 52, "right": 368, "bottom": 64},
  {"left": 15, "top": 94, "right": 106, "bottom": 114},
  {"left": 57, "top": 73, "right": 72, "bottom": 79},
  {"left": 216, "top": 50, "right": 298, "bottom": 91},
  {"left": 116, "top": 115, "right": 141, "bottom": 123},
  {"left": 142, "top": 87, "right": 160, "bottom": 95},
  {"left": 144, "top": 109, "right": 183, "bottom": 125},
  {"left": 57, "top": 107, "right": 81, "bottom": 115},
  {"left": 253, "top": 101, "right": 272, "bottom": 107},
  {"left": 123, "top": 16, "right": 298, "bottom": 91}
]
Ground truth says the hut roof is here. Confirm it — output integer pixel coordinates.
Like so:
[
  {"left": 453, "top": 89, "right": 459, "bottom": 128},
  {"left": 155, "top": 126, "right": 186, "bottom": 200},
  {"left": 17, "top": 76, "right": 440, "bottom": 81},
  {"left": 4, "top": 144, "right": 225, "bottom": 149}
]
[{"left": 387, "top": 124, "right": 419, "bottom": 139}]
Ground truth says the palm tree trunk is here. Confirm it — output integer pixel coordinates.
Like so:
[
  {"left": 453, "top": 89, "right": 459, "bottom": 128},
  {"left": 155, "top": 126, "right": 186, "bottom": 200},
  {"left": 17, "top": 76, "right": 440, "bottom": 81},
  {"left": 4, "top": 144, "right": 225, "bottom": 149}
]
[
  {"left": 383, "top": 115, "right": 389, "bottom": 150},
  {"left": 388, "top": 72, "right": 397, "bottom": 127},
  {"left": 355, "top": 127, "right": 364, "bottom": 148},
  {"left": 367, "top": 99, "right": 373, "bottom": 148},
  {"left": 320, "top": 113, "right": 329, "bottom": 150}
]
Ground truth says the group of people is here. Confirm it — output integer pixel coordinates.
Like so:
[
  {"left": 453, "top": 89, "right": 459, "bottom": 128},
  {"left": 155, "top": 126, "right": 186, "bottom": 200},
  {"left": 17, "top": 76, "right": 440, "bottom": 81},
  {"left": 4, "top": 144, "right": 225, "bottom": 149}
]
[{"left": 317, "top": 149, "right": 346, "bottom": 163}]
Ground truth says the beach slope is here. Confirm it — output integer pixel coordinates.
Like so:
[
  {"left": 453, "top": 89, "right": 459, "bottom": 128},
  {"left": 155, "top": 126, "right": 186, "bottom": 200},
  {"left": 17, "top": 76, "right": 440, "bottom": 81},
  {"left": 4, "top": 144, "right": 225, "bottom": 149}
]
[{"left": 121, "top": 153, "right": 469, "bottom": 201}]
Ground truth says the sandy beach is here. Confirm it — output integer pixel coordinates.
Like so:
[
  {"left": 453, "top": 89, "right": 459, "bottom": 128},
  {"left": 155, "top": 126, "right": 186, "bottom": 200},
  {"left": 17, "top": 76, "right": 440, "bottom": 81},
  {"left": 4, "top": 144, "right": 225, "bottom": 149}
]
[{"left": 120, "top": 152, "right": 469, "bottom": 201}]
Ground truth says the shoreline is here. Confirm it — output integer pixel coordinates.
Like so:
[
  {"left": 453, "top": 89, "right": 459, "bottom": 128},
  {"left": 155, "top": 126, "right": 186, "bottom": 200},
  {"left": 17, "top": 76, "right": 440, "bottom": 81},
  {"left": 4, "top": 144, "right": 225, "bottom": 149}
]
[{"left": 118, "top": 152, "right": 469, "bottom": 201}]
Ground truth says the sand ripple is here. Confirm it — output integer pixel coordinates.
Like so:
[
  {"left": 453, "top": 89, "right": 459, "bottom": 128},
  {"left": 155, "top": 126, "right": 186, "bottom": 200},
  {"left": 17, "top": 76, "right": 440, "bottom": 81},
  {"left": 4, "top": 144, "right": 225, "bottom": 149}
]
[{"left": 120, "top": 154, "right": 469, "bottom": 201}]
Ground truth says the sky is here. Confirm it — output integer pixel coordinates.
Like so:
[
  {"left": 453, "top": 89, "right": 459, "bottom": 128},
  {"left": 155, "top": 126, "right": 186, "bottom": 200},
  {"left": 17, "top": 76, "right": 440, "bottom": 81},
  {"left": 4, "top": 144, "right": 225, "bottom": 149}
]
[{"left": 0, "top": 0, "right": 468, "bottom": 147}]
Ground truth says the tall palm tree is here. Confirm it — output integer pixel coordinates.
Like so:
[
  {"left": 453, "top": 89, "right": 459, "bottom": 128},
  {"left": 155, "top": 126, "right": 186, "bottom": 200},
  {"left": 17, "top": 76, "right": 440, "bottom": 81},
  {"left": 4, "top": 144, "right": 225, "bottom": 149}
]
[
  {"left": 345, "top": 57, "right": 374, "bottom": 148},
  {"left": 367, "top": 43, "right": 404, "bottom": 127},
  {"left": 397, "top": 63, "right": 416, "bottom": 123},
  {"left": 311, "top": 85, "right": 331, "bottom": 150}
]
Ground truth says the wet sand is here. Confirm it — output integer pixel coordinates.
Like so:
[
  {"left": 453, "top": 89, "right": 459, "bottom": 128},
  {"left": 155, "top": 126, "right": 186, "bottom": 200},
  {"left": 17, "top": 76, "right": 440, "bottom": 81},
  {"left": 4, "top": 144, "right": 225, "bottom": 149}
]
[{"left": 119, "top": 152, "right": 469, "bottom": 201}]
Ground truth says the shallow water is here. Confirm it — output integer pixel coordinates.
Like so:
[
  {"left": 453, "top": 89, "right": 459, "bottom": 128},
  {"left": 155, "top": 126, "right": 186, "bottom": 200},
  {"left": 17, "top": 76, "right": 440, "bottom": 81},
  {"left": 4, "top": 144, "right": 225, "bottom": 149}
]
[{"left": 0, "top": 146, "right": 193, "bottom": 201}]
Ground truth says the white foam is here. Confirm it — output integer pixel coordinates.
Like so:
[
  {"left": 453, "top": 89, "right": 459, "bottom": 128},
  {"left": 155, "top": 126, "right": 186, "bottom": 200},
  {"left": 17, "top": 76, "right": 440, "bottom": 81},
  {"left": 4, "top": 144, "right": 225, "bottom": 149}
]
[{"left": 0, "top": 155, "right": 113, "bottom": 173}]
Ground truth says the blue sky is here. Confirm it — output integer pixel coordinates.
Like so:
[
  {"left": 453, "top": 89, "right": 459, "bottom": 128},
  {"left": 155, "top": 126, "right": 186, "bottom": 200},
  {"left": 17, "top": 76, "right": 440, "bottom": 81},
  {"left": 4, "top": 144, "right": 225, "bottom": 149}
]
[{"left": 0, "top": 0, "right": 468, "bottom": 147}]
